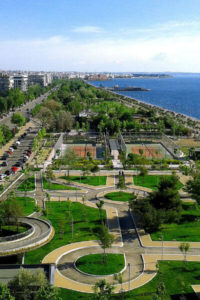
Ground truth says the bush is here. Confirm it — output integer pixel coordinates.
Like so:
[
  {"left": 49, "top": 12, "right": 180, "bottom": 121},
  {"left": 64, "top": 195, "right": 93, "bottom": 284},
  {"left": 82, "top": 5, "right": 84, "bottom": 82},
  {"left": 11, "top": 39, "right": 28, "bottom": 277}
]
[{"left": 11, "top": 113, "right": 25, "bottom": 127}]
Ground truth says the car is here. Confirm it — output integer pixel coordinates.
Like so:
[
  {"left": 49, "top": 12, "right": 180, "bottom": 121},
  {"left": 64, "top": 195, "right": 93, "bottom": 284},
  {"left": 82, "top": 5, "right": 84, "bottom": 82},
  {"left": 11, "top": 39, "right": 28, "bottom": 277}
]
[
  {"left": 0, "top": 174, "right": 6, "bottom": 180},
  {"left": 2, "top": 154, "right": 9, "bottom": 160},
  {"left": 23, "top": 155, "right": 29, "bottom": 160},
  {"left": 7, "top": 150, "right": 13, "bottom": 155},
  {"left": 9, "top": 147, "right": 14, "bottom": 152},
  {"left": 2, "top": 161, "right": 8, "bottom": 167},
  {"left": 13, "top": 145, "right": 18, "bottom": 150},
  {"left": 16, "top": 140, "right": 21, "bottom": 145},
  {"left": 11, "top": 166, "right": 18, "bottom": 172},
  {"left": 5, "top": 170, "right": 11, "bottom": 176},
  {"left": 14, "top": 162, "right": 22, "bottom": 167}
]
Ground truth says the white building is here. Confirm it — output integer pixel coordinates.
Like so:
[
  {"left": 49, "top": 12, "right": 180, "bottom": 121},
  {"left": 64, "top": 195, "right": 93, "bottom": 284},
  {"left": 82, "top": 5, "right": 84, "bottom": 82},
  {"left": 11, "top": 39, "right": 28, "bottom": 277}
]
[
  {"left": 0, "top": 73, "right": 14, "bottom": 93},
  {"left": 13, "top": 75, "right": 28, "bottom": 91}
]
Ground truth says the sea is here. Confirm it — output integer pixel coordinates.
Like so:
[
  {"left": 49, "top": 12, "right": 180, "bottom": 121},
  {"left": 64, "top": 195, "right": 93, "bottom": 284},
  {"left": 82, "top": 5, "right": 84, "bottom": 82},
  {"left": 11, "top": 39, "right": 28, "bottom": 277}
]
[{"left": 89, "top": 73, "right": 200, "bottom": 120}]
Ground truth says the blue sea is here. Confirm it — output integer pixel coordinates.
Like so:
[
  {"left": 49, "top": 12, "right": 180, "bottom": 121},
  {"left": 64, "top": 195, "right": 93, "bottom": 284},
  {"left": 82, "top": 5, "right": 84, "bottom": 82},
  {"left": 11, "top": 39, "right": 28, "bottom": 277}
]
[{"left": 90, "top": 73, "right": 200, "bottom": 120}]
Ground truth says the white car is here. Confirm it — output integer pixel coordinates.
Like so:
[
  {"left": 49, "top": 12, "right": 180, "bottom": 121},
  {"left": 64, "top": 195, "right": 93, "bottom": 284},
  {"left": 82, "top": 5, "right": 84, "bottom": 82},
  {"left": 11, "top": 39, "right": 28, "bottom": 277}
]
[
  {"left": 23, "top": 155, "right": 29, "bottom": 160},
  {"left": 9, "top": 147, "right": 14, "bottom": 152},
  {"left": 16, "top": 140, "right": 21, "bottom": 145},
  {"left": 0, "top": 174, "right": 6, "bottom": 180}
]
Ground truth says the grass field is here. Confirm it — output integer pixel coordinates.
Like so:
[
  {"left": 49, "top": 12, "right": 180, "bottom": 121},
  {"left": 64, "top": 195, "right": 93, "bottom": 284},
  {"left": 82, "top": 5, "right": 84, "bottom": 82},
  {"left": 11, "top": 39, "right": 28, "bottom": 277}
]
[
  {"left": 134, "top": 175, "right": 183, "bottom": 191},
  {"left": 104, "top": 191, "right": 136, "bottom": 202},
  {"left": 17, "top": 175, "right": 35, "bottom": 191},
  {"left": 43, "top": 176, "right": 78, "bottom": 190},
  {"left": 60, "top": 175, "right": 107, "bottom": 186},
  {"left": 24, "top": 201, "right": 106, "bottom": 264},
  {"left": 57, "top": 261, "right": 199, "bottom": 299},
  {"left": 9, "top": 196, "right": 35, "bottom": 216},
  {"left": 151, "top": 203, "right": 200, "bottom": 241},
  {"left": 76, "top": 253, "right": 125, "bottom": 275}
]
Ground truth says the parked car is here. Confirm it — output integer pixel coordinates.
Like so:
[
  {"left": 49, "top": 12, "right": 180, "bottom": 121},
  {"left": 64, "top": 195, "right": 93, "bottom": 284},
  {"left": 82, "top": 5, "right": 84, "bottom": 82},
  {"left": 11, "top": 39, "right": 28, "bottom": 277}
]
[
  {"left": 11, "top": 166, "right": 19, "bottom": 172},
  {"left": 5, "top": 170, "right": 11, "bottom": 176},
  {"left": 2, "top": 154, "right": 9, "bottom": 160},
  {"left": 7, "top": 150, "right": 13, "bottom": 155},
  {"left": 16, "top": 140, "right": 21, "bottom": 145},
  {"left": 2, "top": 161, "right": 8, "bottom": 167},
  {"left": 0, "top": 174, "right": 6, "bottom": 180},
  {"left": 9, "top": 147, "right": 14, "bottom": 152}
]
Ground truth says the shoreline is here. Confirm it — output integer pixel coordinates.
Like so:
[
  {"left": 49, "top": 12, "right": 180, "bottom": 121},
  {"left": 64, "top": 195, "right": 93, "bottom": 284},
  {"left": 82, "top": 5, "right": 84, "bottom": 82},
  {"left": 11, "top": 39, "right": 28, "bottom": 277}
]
[{"left": 87, "top": 81, "right": 200, "bottom": 125}]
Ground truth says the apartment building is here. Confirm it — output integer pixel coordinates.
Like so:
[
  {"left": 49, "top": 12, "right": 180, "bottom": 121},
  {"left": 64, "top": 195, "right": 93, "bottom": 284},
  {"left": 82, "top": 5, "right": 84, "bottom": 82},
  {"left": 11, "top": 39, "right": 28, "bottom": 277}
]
[
  {"left": 13, "top": 74, "right": 28, "bottom": 92},
  {"left": 28, "top": 73, "right": 52, "bottom": 87},
  {"left": 0, "top": 73, "right": 14, "bottom": 93}
]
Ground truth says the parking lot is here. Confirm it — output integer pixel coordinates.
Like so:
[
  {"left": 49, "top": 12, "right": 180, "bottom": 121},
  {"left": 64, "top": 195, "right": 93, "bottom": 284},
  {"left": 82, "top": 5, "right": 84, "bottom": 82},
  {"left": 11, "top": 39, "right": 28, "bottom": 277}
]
[{"left": 0, "top": 128, "right": 38, "bottom": 181}]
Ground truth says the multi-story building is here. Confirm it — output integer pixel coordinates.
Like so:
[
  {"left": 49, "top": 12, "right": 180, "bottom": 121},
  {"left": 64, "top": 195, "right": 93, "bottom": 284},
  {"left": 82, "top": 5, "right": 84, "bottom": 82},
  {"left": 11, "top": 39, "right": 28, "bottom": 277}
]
[
  {"left": 0, "top": 73, "right": 14, "bottom": 93},
  {"left": 28, "top": 73, "right": 52, "bottom": 87},
  {"left": 13, "top": 75, "right": 28, "bottom": 91}
]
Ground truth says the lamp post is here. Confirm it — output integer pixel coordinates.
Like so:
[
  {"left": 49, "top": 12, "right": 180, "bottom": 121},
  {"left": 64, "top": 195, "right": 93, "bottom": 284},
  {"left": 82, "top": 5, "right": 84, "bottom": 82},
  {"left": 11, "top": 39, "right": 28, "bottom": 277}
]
[{"left": 128, "top": 263, "right": 131, "bottom": 291}]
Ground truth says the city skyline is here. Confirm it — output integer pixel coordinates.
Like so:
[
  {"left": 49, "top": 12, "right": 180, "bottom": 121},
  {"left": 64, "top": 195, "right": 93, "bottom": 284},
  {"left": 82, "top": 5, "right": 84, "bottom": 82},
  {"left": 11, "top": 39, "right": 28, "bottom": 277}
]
[{"left": 0, "top": 0, "right": 200, "bottom": 72}]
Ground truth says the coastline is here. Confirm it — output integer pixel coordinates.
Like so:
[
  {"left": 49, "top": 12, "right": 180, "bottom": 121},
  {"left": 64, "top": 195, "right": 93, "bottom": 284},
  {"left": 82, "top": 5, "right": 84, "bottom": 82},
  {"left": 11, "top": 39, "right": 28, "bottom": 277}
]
[{"left": 87, "top": 81, "right": 200, "bottom": 125}]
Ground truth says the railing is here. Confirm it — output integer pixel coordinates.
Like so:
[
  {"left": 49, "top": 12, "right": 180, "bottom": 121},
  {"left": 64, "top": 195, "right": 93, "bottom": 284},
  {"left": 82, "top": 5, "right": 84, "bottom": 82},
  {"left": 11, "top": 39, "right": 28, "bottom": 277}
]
[{"left": 0, "top": 226, "right": 33, "bottom": 242}]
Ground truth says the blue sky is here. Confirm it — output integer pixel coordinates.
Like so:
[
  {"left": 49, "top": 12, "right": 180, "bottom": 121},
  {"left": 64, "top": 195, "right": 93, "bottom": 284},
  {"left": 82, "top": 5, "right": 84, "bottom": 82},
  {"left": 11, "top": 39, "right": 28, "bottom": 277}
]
[{"left": 0, "top": 0, "right": 200, "bottom": 71}]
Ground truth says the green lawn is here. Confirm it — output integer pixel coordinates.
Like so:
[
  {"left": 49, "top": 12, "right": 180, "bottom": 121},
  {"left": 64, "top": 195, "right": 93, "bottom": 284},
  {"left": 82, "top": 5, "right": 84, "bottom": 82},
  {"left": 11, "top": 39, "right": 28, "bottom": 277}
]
[
  {"left": 57, "top": 261, "right": 199, "bottom": 299},
  {"left": 76, "top": 253, "right": 125, "bottom": 275},
  {"left": 151, "top": 203, "right": 200, "bottom": 241},
  {"left": 60, "top": 175, "right": 107, "bottom": 186},
  {"left": 24, "top": 201, "right": 106, "bottom": 264},
  {"left": 43, "top": 176, "right": 78, "bottom": 190},
  {"left": 104, "top": 192, "right": 136, "bottom": 202},
  {"left": 7, "top": 196, "right": 35, "bottom": 216},
  {"left": 134, "top": 175, "right": 183, "bottom": 191},
  {"left": 17, "top": 175, "right": 35, "bottom": 191}
]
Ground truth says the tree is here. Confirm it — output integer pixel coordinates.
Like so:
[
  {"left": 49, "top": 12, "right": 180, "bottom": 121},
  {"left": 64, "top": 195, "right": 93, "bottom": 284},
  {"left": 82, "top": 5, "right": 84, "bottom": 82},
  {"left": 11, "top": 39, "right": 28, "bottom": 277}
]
[
  {"left": 55, "top": 110, "right": 73, "bottom": 132},
  {"left": 149, "top": 174, "right": 182, "bottom": 223},
  {"left": 139, "top": 166, "right": 148, "bottom": 183},
  {"left": 45, "top": 166, "right": 55, "bottom": 189},
  {"left": 11, "top": 113, "right": 25, "bottom": 127},
  {"left": 22, "top": 165, "right": 30, "bottom": 207},
  {"left": 98, "top": 225, "right": 114, "bottom": 264},
  {"left": 179, "top": 242, "right": 190, "bottom": 266},
  {"left": 35, "top": 107, "right": 54, "bottom": 130},
  {"left": 8, "top": 268, "right": 47, "bottom": 300},
  {"left": 35, "top": 284, "right": 61, "bottom": 300},
  {"left": 96, "top": 200, "right": 104, "bottom": 224},
  {"left": 156, "top": 282, "right": 166, "bottom": 300},
  {"left": 185, "top": 172, "right": 200, "bottom": 203},
  {"left": 62, "top": 148, "right": 78, "bottom": 177},
  {"left": 93, "top": 279, "right": 114, "bottom": 300},
  {"left": 0, "top": 284, "right": 14, "bottom": 300}
]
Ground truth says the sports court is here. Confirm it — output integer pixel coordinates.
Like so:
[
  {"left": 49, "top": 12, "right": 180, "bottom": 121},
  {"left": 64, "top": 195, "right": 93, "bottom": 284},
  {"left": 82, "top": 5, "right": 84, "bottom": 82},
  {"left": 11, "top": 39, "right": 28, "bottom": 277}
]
[
  {"left": 126, "top": 143, "right": 172, "bottom": 159},
  {"left": 66, "top": 143, "right": 105, "bottom": 159}
]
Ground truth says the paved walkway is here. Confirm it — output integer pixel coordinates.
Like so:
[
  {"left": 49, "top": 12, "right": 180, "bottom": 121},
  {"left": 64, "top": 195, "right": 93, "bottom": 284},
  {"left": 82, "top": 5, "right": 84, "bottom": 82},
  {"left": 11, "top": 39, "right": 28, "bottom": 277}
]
[{"left": 41, "top": 172, "right": 200, "bottom": 294}]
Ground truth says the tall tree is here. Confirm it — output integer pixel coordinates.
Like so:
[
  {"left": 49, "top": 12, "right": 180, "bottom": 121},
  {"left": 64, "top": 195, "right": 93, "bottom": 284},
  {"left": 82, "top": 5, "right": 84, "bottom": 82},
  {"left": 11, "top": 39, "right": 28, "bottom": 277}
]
[
  {"left": 62, "top": 148, "right": 78, "bottom": 177},
  {"left": 98, "top": 225, "right": 114, "bottom": 264}
]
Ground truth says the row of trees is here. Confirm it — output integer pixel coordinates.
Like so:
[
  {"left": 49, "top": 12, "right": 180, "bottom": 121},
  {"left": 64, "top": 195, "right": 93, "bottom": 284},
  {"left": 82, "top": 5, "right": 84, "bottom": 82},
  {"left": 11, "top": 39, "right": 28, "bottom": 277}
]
[
  {"left": 0, "top": 83, "right": 55, "bottom": 114},
  {"left": 31, "top": 78, "right": 191, "bottom": 136}
]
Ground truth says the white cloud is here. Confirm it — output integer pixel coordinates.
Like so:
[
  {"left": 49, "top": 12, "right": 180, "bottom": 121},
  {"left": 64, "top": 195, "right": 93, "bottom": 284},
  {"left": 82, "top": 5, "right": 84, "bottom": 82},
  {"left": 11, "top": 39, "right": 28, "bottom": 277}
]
[
  {"left": 72, "top": 26, "right": 103, "bottom": 33},
  {"left": 0, "top": 33, "right": 200, "bottom": 72}
]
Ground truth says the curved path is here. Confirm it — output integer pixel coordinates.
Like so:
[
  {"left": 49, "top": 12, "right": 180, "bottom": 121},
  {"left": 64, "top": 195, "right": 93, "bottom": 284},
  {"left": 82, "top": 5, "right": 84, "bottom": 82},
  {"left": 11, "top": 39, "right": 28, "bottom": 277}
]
[
  {"left": 0, "top": 216, "right": 54, "bottom": 256},
  {"left": 41, "top": 172, "right": 200, "bottom": 294}
]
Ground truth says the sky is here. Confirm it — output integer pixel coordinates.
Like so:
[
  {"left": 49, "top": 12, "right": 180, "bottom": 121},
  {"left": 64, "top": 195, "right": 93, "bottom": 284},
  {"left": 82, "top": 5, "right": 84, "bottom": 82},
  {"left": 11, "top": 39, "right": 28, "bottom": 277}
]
[{"left": 0, "top": 0, "right": 200, "bottom": 72}]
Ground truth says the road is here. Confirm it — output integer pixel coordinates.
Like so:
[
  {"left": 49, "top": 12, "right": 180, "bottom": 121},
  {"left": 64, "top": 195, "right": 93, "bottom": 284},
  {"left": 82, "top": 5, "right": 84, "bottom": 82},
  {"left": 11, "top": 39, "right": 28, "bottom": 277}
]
[{"left": 0, "top": 86, "right": 58, "bottom": 129}]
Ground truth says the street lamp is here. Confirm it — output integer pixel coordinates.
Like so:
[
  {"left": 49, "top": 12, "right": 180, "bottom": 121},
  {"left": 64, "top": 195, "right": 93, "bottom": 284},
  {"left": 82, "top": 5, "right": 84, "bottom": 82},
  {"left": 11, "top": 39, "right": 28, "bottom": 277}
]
[{"left": 128, "top": 263, "right": 131, "bottom": 291}]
